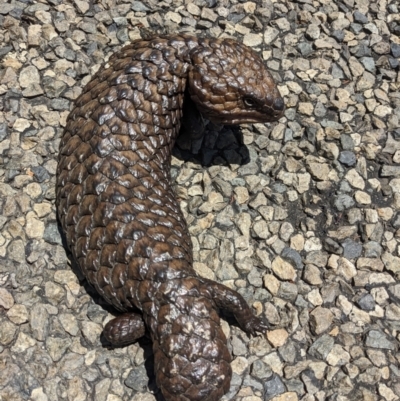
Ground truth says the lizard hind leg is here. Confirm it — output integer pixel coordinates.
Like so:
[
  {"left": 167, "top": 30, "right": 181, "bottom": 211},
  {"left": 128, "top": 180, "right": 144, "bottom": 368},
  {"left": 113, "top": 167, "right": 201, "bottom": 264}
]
[
  {"left": 103, "top": 312, "right": 146, "bottom": 347},
  {"left": 203, "top": 279, "right": 269, "bottom": 336}
]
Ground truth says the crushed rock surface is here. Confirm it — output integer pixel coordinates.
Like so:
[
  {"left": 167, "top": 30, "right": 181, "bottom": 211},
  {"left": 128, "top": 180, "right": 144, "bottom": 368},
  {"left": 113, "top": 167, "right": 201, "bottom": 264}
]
[{"left": 0, "top": 0, "right": 400, "bottom": 400}]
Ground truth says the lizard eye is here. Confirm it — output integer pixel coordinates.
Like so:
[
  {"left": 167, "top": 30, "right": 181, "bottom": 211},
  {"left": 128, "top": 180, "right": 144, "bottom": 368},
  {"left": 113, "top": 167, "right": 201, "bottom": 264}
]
[{"left": 243, "top": 97, "right": 255, "bottom": 107}]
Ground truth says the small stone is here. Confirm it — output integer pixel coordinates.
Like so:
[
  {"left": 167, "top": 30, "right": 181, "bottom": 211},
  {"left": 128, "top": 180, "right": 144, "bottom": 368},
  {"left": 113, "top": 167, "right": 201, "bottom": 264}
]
[
  {"left": 30, "top": 303, "right": 49, "bottom": 341},
  {"left": 0, "top": 288, "right": 14, "bottom": 309},
  {"left": 58, "top": 313, "right": 79, "bottom": 336},
  {"left": 306, "top": 288, "right": 323, "bottom": 306},
  {"left": 6, "top": 304, "right": 29, "bottom": 324},
  {"left": 381, "top": 166, "right": 400, "bottom": 177},
  {"left": 364, "top": 241, "right": 382, "bottom": 258},
  {"left": 294, "top": 173, "right": 311, "bottom": 194},
  {"left": 234, "top": 187, "right": 249, "bottom": 204},
  {"left": 193, "top": 262, "right": 215, "bottom": 280},
  {"left": 4, "top": 231, "right": 20, "bottom": 259},
  {"left": 391, "top": 43, "right": 400, "bottom": 58},
  {"left": 353, "top": 11, "right": 368, "bottom": 24},
  {"left": 187, "top": 3, "right": 201, "bottom": 16},
  {"left": 326, "top": 344, "right": 351, "bottom": 366},
  {"left": 95, "top": 378, "right": 111, "bottom": 401},
  {"left": 243, "top": 33, "right": 263, "bottom": 47},
  {"left": 278, "top": 282, "right": 298, "bottom": 302},
  {"left": 298, "top": 42, "right": 313, "bottom": 56},
  {"left": 309, "top": 307, "right": 333, "bottom": 335},
  {"left": 125, "top": 364, "right": 148, "bottom": 391},
  {"left": 375, "top": 105, "right": 392, "bottom": 118},
  {"left": 271, "top": 256, "right": 297, "bottom": 281},
  {"left": 73, "top": 0, "right": 90, "bottom": 14},
  {"left": 264, "top": 374, "right": 285, "bottom": 400},
  {"left": 309, "top": 335, "right": 334, "bottom": 359},
  {"left": 11, "top": 331, "right": 36, "bottom": 353},
  {"left": 303, "top": 264, "right": 322, "bottom": 285},
  {"left": 281, "top": 247, "right": 303, "bottom": 270},
  {"left": 298, "top": 102, "right": 313, "bottom": 116},
  {"left": 263, "top": 274, "right": 280, "bottom": 296},
  {"left": 253, "top": 220, "right": 270, "bottom": 239},
  {"left": 324, "top": 238, "right": 343, "bottom": 254},
  {"left": 131, "top": 1, "right": 149, "bottom": 11},
  {"left": 264, "top": 27, "right": 279, "bottom": 43},
  {"left": 19, "top": 64, "right": 41, "bottom": 89},
  {"left": 365, "top": 330, "right": 395, "bottom": 350},
  {"left": 304, "top": 237, "right": 322, "bottom": 252},
  {"left": 306, "top": 24, "right": 320, "bottom": 40},
  {"left": 26, "top": 211, "right": 45, "bottom": 239},
  {"left": 360, "top": 57, "right": 375, "bottom": 73},
  {"left": 267, "top": 329, "right": 289, "bottom": 348},
  {"left": 165, "top": 11, "right": 181, "bottom": 24},
  {"left": 337, "top": 257, "right": 357, "bottom": 280},
  {"left": 31, "top": 387, "right": 49, "bottom": 401},
  {"left": 354, "top": 191, "right": 371, "bottom": 205},
  {"left": 201, "top": 8, "right": 217, "bottom": 22},
  {"left": 270, "top": 393, "right": 298, "bottom": 401},
  {"left": 356, "top": 294, "right": 375, "bottom": 311},
  {"left": 338, "top": 151, "right": 356, "bottom": 166},
  {"left": 0, "top": 317, "right": 17, "bottom": 345},
  {"left": 357, "top": 257, "right": 384, "bottom": 272},
  {"left": 332, "top": 30, "right": 345, "bottom": 42},
  {"left": 356, "top": 71, "right": 376, "bottom": 91},
  {"left": 345, "top": 169, "right": 365, "bottom": 189},
  {"left": 334, "top": 194, "right": 355, "bottom": 211},
  {"left": 31, "top": 166, "right": 50, "bottom": 183},
  {"left": 43, "top": 222, "right": 63, "bottom": 245},
  {"left": 81, "top": 321, "right": 102, "bottom": 345},
  {"left": 386, "top": 303, "right": 400, "bottom": 320},
  {"left": 378, "top": 384, "right": 397, "bottom": 401},
  {"left": 251, "top": 359, "right": 273, "bottom": 380},
  {"left": 341, "top": 238, "right": 362, "bottom": 259}
]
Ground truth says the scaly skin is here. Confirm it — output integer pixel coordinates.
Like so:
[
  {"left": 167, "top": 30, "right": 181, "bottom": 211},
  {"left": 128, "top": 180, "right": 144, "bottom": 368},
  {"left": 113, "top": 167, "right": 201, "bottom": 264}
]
[{"left": 56, "top": 34, "right": 284, "bottom": 401}]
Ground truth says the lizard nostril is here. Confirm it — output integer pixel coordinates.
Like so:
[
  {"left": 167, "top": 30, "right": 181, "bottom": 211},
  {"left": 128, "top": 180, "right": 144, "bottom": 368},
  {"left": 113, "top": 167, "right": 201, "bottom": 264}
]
[{"left": 273, "top": 97, "right": 285, "bottom": 112}]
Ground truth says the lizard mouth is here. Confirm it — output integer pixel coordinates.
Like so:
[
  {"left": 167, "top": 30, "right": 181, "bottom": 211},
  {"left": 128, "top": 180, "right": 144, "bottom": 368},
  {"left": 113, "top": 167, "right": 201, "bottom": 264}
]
[{"left": 209, "top": 102, "right": 285, "bottom": 125}]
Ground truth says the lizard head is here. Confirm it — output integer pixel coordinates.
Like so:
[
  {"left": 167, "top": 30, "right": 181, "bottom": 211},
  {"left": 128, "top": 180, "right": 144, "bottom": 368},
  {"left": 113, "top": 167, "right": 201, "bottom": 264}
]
[{"left": 188, "top": 38, "right": 285, "bottom": 125}]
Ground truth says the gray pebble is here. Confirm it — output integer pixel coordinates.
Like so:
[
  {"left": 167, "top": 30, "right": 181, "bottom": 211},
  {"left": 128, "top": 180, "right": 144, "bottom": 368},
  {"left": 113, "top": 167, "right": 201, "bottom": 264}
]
[
  {"left": 341, "top": 134, "right": 355, "bottom": 151},
  {"left": 356, "top": 294, "right": 376, "bottom": 311},
  {"left": 0, "top": 123, "right": 8, "bottom": 141},
  {"left": 389, "top": 58, "right": 399, "bottom": 69},
  {"left": 264, "top": 374, "right": 286, "bottom": 400},
  {"left": 341, "top": 238, "right": 363, "bottom": 259},
  {"left": 31, "top": 166, "right": 50, "bottom": 183},
  {"left": 309, "top": 334, "right": 334, "bottom": 359},
  {"left": 251, "top": 359, "right": 273, "bottom": 380},
  {"left": 298, "top": 42, "right": 313, "bottom": 56},
  {"left": 353, "top": 11, "right": 368, "bottom": 24},
  {"left": 278, "top": 281, "right": 298, "bottom": 301},
  {"left": 353, "top": 41, "right": 372, "bottom": 57},
  {"left": 338, "top": 151, "right": 356, "bottom": 167},
  {"left": 323, "top": 238, "right": 343, "bottom": 255},
  {"left": 43, "top": 222, "right": 63, "bottom": 245},
  {"left": 281, "top": 247, "right": 303, "bottom": 270},
  {"left": 332, "top": 30, "right": 345, "bottom": 42},
  {"left": 334, "top": 194, "right": 355, "bottom": 211},
  {"left": 350, "top": 23, "right": 363, "bottom": 34},
  {"left": 360, "top": 56, "right": 376, "bottom": 72},
  {"left": 391, "top": 43, "right": 400, "bottom": 58},
  {"left": 363, "top": 241, "right": 382, "bottom": 257},
  {"left": 124, "top": 364, "right": 149, "bottom": 392},
  {"left": 365, "top": 330, "right": 395, "bottom": 350},
  {"left": 0, "top": 46, "right": 13, "bottom": 58}
]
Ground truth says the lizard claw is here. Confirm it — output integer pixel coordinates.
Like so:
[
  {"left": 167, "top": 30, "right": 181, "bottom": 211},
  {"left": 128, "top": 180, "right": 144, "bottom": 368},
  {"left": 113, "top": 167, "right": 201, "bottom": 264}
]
[{"left": 243, "top": 315, "right": 269, "bottom": 336}]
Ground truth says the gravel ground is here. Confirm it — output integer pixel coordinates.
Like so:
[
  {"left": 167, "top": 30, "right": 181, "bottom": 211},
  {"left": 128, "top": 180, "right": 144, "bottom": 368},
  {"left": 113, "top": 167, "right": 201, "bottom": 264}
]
[{"left": 1, "top": 0, "right": 400, "bottom": 400}]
